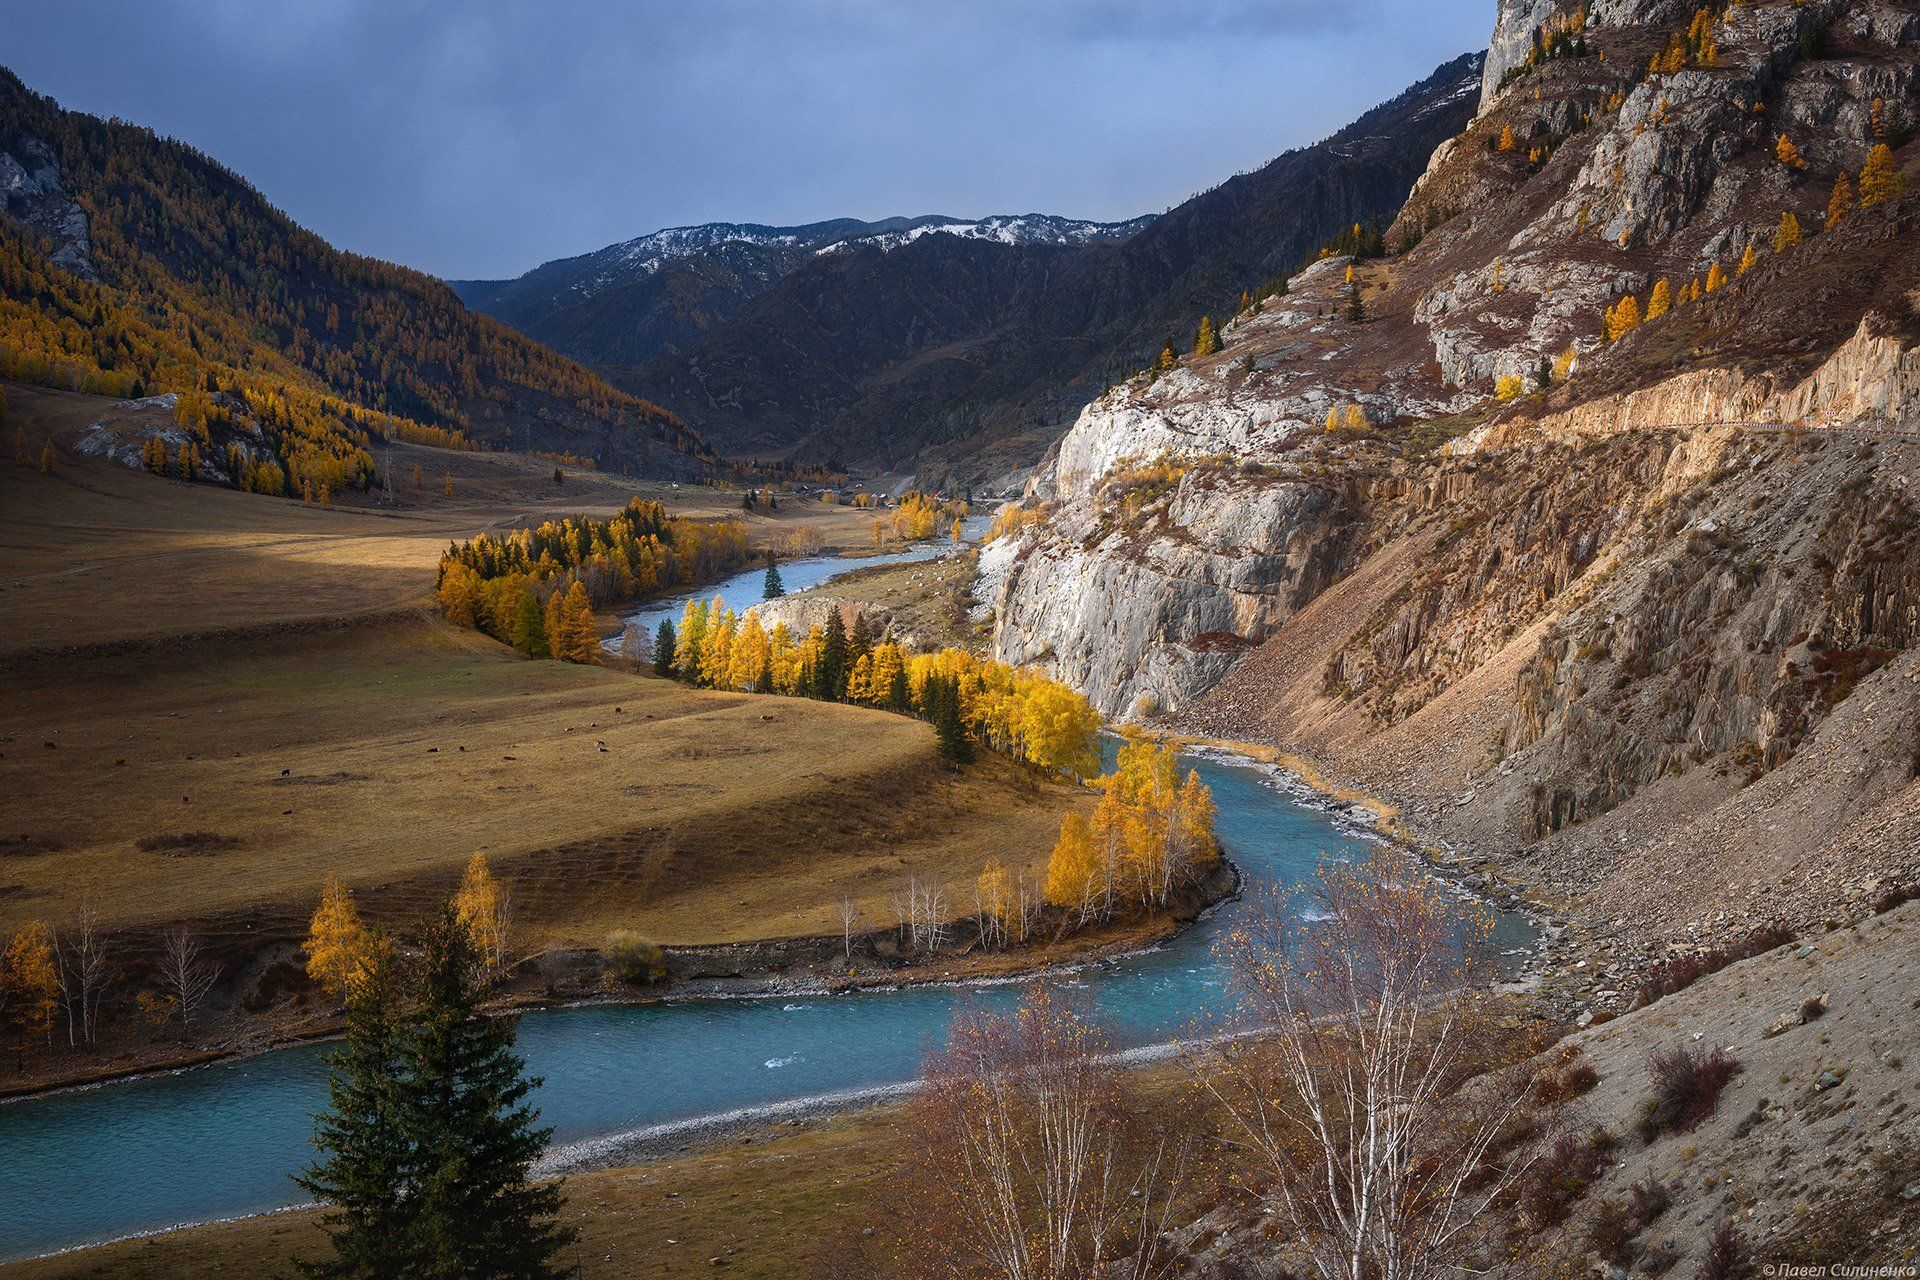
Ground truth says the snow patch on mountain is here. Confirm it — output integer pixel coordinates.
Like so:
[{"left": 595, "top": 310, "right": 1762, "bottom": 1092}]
[{"left": 816, "top": 214, "right": 1153, "bottom": 256}]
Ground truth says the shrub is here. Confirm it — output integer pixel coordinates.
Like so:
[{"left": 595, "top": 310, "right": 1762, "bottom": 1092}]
[
  {"left": 1636, "top": 926, "right": 1795, "bottom": 1005},
  {"left": 605, "top": 932, "right": 666, "bottom": 986},
  {"left": 1628, "top": 1176, "right": 1673, "bottom": 1224},
  {"left": 1519, "top": 1129, "right": 1612, "bottom": 1227},
  {"left": 1588, "top": 1177, "right": 1674, "bottom": 1263},
  {"left": 1695, "top": 1221, "right": 1753, "bottom": 1280},
  {"left": 1586, "top": 1197, "right": 1636, "bottom": 1263},
  {"left": 1531, "top": 1050, "right": 1600, "bottom": 1103},
  {"left": 1638, "top": 1044, "right": 1742, "bottom": 1141}
]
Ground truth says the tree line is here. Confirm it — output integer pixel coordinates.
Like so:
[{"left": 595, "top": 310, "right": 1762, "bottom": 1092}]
[
  {"left": 436, "top": 499, "right": 752, "bottom": 661},
  {"left": 656, "top": 599, "right": 1102, "bottom": 778},
  {"left": 0, "top": 904, "right": 224, "bottom": 1064}
]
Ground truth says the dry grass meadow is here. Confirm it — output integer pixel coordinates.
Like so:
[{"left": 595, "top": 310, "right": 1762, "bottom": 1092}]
[
  {"left": 0, "top": 383, "right": 1084, "bottom": 957},
  {"left": 0, "top": 1106, "right": 909, "bottom": 1280}
]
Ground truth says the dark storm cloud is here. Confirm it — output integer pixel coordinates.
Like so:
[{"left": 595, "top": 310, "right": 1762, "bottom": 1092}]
[{"left": 7, "top": 1, "right": 1491, "bottom": 278}]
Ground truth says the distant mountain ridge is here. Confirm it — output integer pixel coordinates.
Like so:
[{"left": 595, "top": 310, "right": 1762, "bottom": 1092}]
[
  {"left": 605, "top": 52, "right": 1487, "bottom": 477},
  {"left": 451, "top": 212, "right": 1152, "bottom": 371}
]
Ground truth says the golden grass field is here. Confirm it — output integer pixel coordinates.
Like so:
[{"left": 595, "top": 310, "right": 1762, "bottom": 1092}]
[
  {"left": 0, "top": 1106, "right": 909, "bottom": 1280},
  {"left": 0, "top": 383, "right": 1084, "bottom": 955}
]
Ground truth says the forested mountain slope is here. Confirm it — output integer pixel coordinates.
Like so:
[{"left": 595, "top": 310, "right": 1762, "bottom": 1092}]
[
  {"left": 453, "top": 213, "right": 1154, "bottom": 372},
  {"left": 0, "top": 68, "right": 720, "bottom": 488},
  {"left": 580, "top": 54, "right": 1486, "bottom": 477}
]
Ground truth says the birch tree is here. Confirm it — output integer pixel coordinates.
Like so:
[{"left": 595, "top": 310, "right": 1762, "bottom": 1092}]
[
  {"left": 56, "top": 900, "right": 113, "bottom": 1048},
  {"left": 159, "top": 926, "right": 219, "bottom": 1041},
  {"left": 899, "top": 987, "right": 1190, "bottom": 1280},
  {"left": 1209, "top": 848, "right": 1565, "bottom": 1280}
]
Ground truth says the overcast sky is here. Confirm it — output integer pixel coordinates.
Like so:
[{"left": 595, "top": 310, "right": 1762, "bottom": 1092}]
[{"left": 9, "top": 1, "right": 1491, "bottom": 280}]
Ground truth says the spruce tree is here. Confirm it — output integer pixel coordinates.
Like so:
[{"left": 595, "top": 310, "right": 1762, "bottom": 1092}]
[
  {"left": 398, "top": 908, "right": 573, "bottom": 1280},
  {"left": 931, "top": 677, "right": 974, "bottom": 764},
  {"left": 763, "top": 558, "right": 785, "bottom": 599},
  {"left": 847, "top": 611, "right": 873, "bottom": 669},
  {"left": 653, "top": 619, "right": 677, "bottom": 678},
  {"left": 817, "top": 608, "right": 849, "bottom": 700},
  {"left": 298, "top": 952, "right": 414, "bottom": 1280}
]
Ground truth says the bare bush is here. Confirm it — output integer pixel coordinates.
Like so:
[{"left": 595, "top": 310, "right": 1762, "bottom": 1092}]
[
  {"left": 1638, "top": 1044, "right": 1741, "bottom": 1141},
  {"left": 1208, "top": 848, "right": 1567, "bottom": 1280},
  {"left": 895, "top": 986, "right": 1191, "bottom": 1280}
]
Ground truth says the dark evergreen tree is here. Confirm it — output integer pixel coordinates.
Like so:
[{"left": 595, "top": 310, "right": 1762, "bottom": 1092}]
[
  {"left": 817, "top": 608, "right": 849, "bottom": 699},
  {"left": 847, "top": 611, "right": 874, "bottom": 669},
  {"left": 395, "top": 908, "right": 574, "bottom": 1280},
  {"left": 1346, "top": 283, "right": 1366, "bottom": 324},
  {"left": 297, "top": 951, "right": 412, "bottom": 1280},
  {"left": 763, "top": 557, "right": 786, "bottom": 599},
  {"left": 930, "top": 677, "right": 974, "bottom": 765},
  {"left": 653, "top": 619, "right": 677, "bottom": 678}
]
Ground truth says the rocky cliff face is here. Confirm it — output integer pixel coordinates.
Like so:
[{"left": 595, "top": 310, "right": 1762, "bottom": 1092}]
[
  {"left": 0, "top": 133, "right": 93, "bottom": 279},
  {"left": 988, "top": 0, "right": 1920, "bottom": 951}
]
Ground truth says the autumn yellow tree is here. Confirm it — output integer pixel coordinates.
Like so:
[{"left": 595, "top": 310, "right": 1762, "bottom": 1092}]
[
  {"left": 1344, "top": 404, "right": 1369, "bottom": 431},
  {"left": 768, "top": 622, "right": 803, "bottom": 694},
  {"left": 1774, "top": 134, "right": 1806, "bottom": 170},
  {"left": 1826, "top": 171, "right": 1856, "bottom": 228},
  {"left": 1704, "top": 261, "right": 1727, "bottom": 293},
  {"left": 454, "top": 852, "right": 508, "bottom": 976},
  {"left": 1497, "top": 124, "right": 1517, "bottom": 152},
  {"left": 304, "top": 874, "right": 373, "bottom": 998},
  {"left": 1645, "top": 277, "right": 1673, "bottom": 320},
  {"left": 1015, "top": 678, "right": 1102, "bottom": 779},
  {"left": 1738, "top": 242, "right": 1761, "bottom": 275},
  {"left": 549, "top": 581, "right": 599, "bottom": 662},
  {"left": 1324, "top": 405, "right": 1343, "bottom": 433},
  {"left": 1860, "top": 143, "right": 1904, "bottom": 206},
  {"left": 1043, "top": 812, "right": 1102, "bottom": 923},
  {"left": 1773, "top": 210, "right": 1803, "bottom": 252},
  {"left": 697, "top": 603, "right": 736, "bottom": 685},
  {"left": 1193, "top": 315, "right": 1221, "bottom": 357},
  {"left": 2, "top": 921, "right": 60, "bottom": 1052},
  {"left": 1604, "top": 293, "right": 1642, "bottom": 341},
  {"left": 728, "top": 612, "right": 770, "bottom": 690},
  {"left": 845, "top": 652, "right": 876, "bottom": 703}
]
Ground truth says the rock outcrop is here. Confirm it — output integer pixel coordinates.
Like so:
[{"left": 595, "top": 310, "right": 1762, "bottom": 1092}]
[
  {"left": 0, "top": 133, "right": 94, "bottom": 279},
  {"left": 987, "top": 0, "right": 1920, "bottom": 955}
]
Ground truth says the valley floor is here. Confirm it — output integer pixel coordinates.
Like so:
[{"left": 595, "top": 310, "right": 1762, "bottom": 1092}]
[{"left": 0, "top": 383, "right": 1097, "bottom": 1096}]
